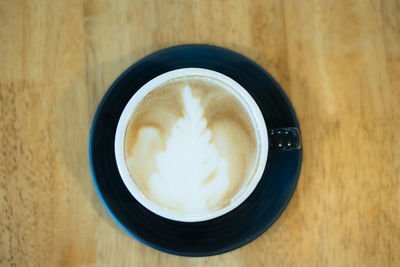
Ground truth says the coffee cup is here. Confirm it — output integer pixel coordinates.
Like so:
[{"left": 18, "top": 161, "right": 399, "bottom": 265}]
[{"left": 114, "top": 68, "right": 300, "bottom": 222}]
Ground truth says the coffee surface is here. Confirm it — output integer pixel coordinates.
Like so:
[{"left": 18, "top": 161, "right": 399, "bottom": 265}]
[{"left": 124, "top": 76, "right": 258, "bottom": 216}]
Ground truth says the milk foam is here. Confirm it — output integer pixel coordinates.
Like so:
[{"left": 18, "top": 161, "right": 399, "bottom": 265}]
[
  {"left": 148, "top": 86, "right": 230, "bottom": 215},
  {"left": 123, "top": 75, "right": 260, "bottom": 219}
]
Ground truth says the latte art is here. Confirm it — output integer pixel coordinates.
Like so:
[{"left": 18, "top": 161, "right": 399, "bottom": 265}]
[
  {"left": 124, "top": 77, "right": 258, "bottom": 217},
  {"left": 148, "top": 87, "right": 230, "bottom": 213}
]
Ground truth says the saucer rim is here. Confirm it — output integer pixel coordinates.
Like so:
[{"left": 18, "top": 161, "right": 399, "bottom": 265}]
[{"left": 89, "top": 44, "right": 302, "bottom": 256}]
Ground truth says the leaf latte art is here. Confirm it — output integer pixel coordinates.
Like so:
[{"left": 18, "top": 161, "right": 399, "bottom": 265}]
[{"left": 124, "top": 77, "right": 259, "bottom": 217}]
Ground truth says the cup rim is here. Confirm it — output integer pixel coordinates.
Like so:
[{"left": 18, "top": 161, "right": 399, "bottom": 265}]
[{"left": 114, "top": 68, "right": 268, "bottom": 222}]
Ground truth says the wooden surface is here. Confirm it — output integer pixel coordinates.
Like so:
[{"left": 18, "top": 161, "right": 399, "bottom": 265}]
[{"left": 1, "top": 0, "right": 399, "bottom": 266}]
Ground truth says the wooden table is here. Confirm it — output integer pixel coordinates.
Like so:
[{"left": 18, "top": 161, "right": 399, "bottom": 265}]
[{"left": 1, "top": 0, "right": 399, "bottom": 266}]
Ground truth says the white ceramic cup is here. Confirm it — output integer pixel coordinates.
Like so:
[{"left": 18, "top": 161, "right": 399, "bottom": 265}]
[{"left": 115, "top": 68, "right": 268, "bottom": 222}]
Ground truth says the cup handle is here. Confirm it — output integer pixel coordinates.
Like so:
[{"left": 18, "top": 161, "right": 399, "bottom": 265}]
[{"left": 269, "top": 127, "right": 302, "bottom": 150}]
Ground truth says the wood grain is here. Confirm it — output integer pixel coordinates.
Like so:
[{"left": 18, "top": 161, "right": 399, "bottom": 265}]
[{"left": 1, "top": 0, "right": 399, "bottom": 266}]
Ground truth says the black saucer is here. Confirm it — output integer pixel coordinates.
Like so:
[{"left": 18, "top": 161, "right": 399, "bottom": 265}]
[{"left": 89, "top": 44, "right": 302, "bottom": 256}]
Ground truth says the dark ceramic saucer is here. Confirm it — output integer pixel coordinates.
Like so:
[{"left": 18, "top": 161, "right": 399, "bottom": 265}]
[{"left": 89, "top": 44, "right": 302, "bottom": 256}]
